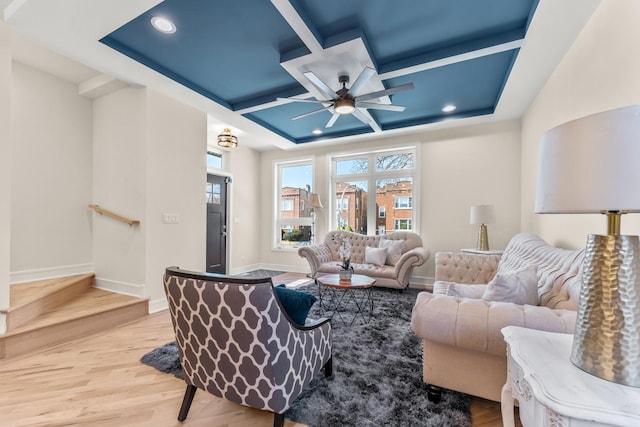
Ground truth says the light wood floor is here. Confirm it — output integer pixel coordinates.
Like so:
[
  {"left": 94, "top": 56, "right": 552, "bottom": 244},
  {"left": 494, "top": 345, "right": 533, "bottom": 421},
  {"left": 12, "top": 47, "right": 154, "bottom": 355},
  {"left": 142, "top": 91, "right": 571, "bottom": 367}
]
[{"left": 0, "top": 309, "right": 517, "bottom": 427}]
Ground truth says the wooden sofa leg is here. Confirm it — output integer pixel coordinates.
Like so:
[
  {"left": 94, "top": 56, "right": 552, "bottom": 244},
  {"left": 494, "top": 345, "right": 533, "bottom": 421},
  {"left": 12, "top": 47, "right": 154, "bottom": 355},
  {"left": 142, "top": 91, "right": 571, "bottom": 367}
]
[
  {"left": 427, "top": 384, "right": 442, "bottom": 403},
  {"left": 178, "top": 385, "right": 197, "bottom": 421},
  {"left": 323, "top": 356, "right": 333, "bottom": 377},
  {"left": 273, "top": 412, "right": 285, "bottom": 427}
]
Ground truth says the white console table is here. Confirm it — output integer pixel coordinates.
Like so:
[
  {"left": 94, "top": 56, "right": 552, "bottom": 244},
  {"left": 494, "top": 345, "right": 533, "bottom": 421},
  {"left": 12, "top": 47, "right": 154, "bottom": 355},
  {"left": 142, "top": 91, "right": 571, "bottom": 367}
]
[{"left": 501, "top": 326, "right": 640, "bottom": 427}]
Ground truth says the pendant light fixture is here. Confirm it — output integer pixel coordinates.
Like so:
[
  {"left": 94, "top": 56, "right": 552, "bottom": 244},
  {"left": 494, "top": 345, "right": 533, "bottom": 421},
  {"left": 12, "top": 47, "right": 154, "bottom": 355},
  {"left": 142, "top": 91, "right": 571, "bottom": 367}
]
[{"left": 217, "top": 128, "right": 238, "bottom": 148}]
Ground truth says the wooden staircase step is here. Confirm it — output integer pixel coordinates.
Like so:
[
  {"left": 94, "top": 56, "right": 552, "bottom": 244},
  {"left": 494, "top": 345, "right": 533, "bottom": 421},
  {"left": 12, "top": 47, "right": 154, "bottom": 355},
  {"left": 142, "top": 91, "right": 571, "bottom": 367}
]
[
  {"left": 4, "top": 273, "right": 95, "bottom": 331},
  {"left": 0, "top": 287, "right": 148, "bottom": 359}
]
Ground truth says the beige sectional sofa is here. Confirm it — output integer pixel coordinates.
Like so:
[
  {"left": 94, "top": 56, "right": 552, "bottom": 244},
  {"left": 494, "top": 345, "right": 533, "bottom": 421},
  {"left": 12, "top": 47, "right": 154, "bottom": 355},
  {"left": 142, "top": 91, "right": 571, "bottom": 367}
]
[
  {"left": 411, "top": 233, "right": 584, "bottom": 402},
  {"left": 298, "top": 230, "right": 429, "bottom": 289}
]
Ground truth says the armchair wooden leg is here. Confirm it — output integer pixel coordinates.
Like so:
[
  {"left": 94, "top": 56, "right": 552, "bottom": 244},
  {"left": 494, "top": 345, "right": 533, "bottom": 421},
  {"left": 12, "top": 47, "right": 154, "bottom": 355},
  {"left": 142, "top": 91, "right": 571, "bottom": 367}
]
[
  {"left": 323, "top": 356, "right": 333, "bottom": 377},
  {"left": 178, "top": 385, "right": 197, "bottom": 421},
  {"left": 426, "top": 384, "right": 442, "bottom": 404},
  {"left": 273, "top": 412, "right": 285, "bottom": 427}
]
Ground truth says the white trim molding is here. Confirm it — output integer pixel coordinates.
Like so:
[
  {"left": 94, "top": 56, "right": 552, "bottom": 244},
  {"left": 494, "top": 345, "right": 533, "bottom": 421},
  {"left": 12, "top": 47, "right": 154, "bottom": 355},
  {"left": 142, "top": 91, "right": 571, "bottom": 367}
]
[{"left": 10, "top": 263, "right": 94, "bottom": 285}]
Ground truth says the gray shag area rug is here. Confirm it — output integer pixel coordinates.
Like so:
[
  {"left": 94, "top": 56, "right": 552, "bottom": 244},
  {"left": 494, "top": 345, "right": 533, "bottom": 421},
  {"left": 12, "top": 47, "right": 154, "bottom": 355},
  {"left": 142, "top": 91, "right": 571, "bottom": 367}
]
[{"left": 142, "top": 284, "right": 471, "bottom": 427}]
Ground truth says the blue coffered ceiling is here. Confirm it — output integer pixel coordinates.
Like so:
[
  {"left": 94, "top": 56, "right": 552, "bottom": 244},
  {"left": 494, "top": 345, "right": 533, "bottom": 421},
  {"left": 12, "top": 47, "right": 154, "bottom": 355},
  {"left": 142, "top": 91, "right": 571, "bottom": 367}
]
[{"left": 100, "top": 0, "right": 540, "bottom": 144}]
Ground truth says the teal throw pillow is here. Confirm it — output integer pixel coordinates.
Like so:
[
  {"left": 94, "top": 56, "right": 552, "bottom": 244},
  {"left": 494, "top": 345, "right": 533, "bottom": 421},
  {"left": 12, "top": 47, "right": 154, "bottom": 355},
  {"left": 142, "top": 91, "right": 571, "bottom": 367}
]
[{"left": 274, "top": 284, "right": 317, "bottom": 325}]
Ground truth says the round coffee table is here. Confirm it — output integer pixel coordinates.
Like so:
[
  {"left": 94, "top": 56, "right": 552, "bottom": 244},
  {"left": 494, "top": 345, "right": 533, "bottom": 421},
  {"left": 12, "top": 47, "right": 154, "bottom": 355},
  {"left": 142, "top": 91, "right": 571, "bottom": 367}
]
[{"left": 316, "top": 274, "right": 375, "bottom": 326}]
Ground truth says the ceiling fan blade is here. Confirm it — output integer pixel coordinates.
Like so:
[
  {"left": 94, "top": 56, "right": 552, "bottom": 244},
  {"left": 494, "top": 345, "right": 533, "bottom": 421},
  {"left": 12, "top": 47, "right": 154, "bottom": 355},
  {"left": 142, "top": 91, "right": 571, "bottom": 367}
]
[
  {"left": 356, "top": 82, "right": 415, "bottom": 103},
  {"left": 325, "top": 113, "right": 340, "bottom": 128},
  {"left": 304, "top": 71, "right": 337, "bottom": 101},
  {"left": 292, "top": 106, "right": 332, "bottom": 120},
  {"left": 352, "top": 108, "right": 372, "bottom": 124},
  {"left": 277, "top": 97, "right": 332, "bottom": 104},
  {"left": 356, "top": 102, "right": 406, "bottom": 112},
  {"left": 349, "top": 66, "right": 376, "bottom": 97}
]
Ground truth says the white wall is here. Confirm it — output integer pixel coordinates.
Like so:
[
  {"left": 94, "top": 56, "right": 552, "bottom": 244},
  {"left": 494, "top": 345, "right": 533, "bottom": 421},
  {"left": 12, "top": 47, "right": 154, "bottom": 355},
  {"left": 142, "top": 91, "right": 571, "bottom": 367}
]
[
  {"left": 10, "top": 61, "right": 93, "bottom": 278},
  {"left": 224, "top": 144, "right": 262, "bottom": 273},
  {"left": 0, "top": 20, "right": 12, "bottom": 333},
  {"left": 92, "top": 88, "right": 147, "bottom": 294},
  {"left": 259, "top": 120, "right": 522, "bottom": 282},
  {"left": 144, "top": 89, "right": 207, "bottom": 309},
  {"left": 521, "top": 1, "right": 640, "bottom": 248},
  {"left": 93, "top": 88, "right": 207, "bottom": 310}
]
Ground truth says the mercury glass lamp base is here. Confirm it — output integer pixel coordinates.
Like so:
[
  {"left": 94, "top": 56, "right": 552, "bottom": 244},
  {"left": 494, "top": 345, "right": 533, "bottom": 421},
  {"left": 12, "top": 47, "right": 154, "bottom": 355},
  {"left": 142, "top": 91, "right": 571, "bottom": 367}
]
[{"left": 571, "top": 234, "right": 640, "bottom": 387}]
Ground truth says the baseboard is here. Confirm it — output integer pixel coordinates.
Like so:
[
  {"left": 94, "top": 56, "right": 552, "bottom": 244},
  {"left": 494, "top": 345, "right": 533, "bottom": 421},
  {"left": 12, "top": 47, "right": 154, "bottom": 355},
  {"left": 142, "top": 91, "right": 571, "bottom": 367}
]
[
  {"left": 409, "top": 275, "right": 434, "bottom": 291},
  {"left": 229, "top": 263, "right": 309, "bottom": 276},
  {"left": 256, "top": 263, "right": 309, "bottom": 274},
  {"left": 10, "top": 263, "right": 94, "bottom": 285},
  {"left": 95, "top": 277, "right": 144, "bottom": 298},
  {"left": 148, "top": 298, "right": 168, "bottom": 314}
]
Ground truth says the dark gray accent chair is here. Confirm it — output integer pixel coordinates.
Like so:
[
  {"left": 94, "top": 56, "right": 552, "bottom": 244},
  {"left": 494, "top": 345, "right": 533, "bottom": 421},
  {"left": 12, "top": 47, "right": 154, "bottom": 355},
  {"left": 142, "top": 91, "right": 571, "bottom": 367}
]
[{"left": 163, "top": 267, "right": 333, "bottom": 427}]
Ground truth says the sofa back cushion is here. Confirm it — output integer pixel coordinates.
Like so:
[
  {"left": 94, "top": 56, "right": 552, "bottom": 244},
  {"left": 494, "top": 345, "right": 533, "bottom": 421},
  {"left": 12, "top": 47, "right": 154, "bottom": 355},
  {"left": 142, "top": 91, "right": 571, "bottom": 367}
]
[
  {"left": 323, "top": 230, "right": 423, "bottom": 265},
  {"left": 498, "top": 234, "right": 584, "bottom": 310}
]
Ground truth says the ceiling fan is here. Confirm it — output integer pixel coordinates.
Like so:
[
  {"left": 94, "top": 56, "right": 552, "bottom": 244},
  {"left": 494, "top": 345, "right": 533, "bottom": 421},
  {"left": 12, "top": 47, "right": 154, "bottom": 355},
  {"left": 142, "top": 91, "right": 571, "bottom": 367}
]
[{"left": 278, "top": 66, "right": 414, "bottom": 128}]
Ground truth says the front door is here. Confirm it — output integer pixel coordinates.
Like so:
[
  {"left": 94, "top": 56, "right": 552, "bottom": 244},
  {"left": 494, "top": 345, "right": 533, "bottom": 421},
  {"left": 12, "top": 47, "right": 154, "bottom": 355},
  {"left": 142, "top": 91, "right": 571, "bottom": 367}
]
[{"left": 206, "top": 174, "right": 228, "bottom": 274}]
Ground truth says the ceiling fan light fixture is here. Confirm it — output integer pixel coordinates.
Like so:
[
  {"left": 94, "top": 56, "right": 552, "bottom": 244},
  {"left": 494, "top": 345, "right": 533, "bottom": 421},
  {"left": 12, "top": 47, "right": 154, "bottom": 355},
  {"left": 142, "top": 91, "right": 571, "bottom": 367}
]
[
  {"left": 217, "top": 128, "right": 238, "bottom": 148},
  {"left": 334, "top": 98, "right": 355, "bottom": 115}
]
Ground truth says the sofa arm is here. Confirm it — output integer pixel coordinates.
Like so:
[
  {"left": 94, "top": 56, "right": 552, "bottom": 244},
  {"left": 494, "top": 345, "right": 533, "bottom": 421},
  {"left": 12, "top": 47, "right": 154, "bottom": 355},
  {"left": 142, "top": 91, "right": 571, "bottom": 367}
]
[
  {"left": 393, "top": 247, "right": 430, "bottom": 285},
  {"left": 411, "top": 292, "right": 576, "bottom": 357},
  {"left": 435, "top": 252, "right": 501, "bottom": 284},
  {"left": 298, "top": 244, "right": 333, "bottom": 277}
]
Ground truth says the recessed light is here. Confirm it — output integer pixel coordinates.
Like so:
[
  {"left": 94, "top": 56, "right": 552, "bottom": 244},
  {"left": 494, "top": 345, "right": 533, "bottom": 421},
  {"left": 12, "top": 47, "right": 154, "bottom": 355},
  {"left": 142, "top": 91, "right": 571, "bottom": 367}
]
[
  {"left": 442, "top": 104, "right": 456, "bottom": 113},
  {"left": 312, "top": 129, "right": 323, "bottom": 135},
  {"left": 151, "top": 16, "right": 176, "bottom": 34}
]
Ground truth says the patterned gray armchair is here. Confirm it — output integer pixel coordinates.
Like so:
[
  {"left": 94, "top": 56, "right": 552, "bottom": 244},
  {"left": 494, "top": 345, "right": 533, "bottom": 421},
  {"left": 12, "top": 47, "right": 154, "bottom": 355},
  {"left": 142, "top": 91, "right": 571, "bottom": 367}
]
[{"left": 163, "top": 267, "right": 332, "bottom": 427}]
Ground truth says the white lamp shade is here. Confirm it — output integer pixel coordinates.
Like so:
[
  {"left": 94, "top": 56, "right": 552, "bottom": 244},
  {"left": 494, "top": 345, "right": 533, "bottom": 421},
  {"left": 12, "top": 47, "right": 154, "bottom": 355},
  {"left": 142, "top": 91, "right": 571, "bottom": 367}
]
[
  {"left": 309, "top": 193, "right": 323, "bottom": 209},
  {"left": 535, "top": 105, "right": 640, "bottom": 214},
  {"left": 470, "top": 205, "right": 495, "bottom": 225}
]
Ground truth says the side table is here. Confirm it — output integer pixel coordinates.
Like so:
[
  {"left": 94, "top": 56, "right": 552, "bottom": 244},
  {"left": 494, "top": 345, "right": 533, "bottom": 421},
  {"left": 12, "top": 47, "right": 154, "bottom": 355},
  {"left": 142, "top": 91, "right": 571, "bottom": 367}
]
[
  {"left": 501, "top": 326, "right": 640, "bottom": 427},
  {"left": 316, "top": 273, "right": 375, "bottom": 326}
]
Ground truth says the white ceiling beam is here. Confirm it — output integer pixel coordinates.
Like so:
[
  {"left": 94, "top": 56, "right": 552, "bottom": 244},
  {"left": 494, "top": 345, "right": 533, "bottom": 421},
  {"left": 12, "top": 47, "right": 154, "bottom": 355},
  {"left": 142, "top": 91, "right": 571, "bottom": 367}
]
[
  {"left": 78, "top": 73, "right": 129, "bottom": 99},
  {"left": 2, "top": 0, "right": 28, "bottom": 21},
  {"left": 379, "top": 39, "right": 524, "bottom": 80},
  {"left": 271, "top": 0, "right": 323, "bottom": 53}
]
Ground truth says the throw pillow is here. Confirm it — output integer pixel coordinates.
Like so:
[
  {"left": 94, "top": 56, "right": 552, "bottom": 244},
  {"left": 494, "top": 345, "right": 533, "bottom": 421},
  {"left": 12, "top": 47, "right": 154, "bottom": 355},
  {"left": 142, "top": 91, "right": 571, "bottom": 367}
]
[
  {"left": 379, "top": 238, "right": 405, "bottom": 265},
  {"left": 434, "top": 281, "right": 487, "bottom": 299},
  {"left": 365, "top": 246, "right": 387, "bottom": 266},
  {"left": 481, "top": 265, "right": 539, "bottom": 305},
  {"left": 274, "top": 285, "right": 317, "bottom": 325}
]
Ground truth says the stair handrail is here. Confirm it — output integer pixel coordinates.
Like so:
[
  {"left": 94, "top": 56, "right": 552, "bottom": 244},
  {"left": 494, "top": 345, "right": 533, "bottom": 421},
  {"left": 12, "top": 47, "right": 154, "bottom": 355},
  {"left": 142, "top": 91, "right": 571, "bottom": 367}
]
[{"left": 88, "top": 204, "right": 140, "bottom": 226}]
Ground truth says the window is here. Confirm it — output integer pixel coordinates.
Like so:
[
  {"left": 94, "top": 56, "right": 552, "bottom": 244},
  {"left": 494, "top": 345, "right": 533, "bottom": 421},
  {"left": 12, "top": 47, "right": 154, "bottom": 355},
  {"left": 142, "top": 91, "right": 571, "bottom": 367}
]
[
  {"left": 206, "top": 182, "right": 221, "bottom": 204},
  {"left": 331, "top": 148, "right": 417, "bottom": 235},
  {"left": 394, "top": 196, "right": 413, "bottom": 209},
  {"left": 394, "top": 219, "right": 413, "bottom": 230},
  {"left": 274, "top": 159, "right": 314, "bottom": 249},
  {"left": 207, "top": 151, "right": 223, "bottom": 169},
  {"left": 282, "top": 199, "right": 294, "bottom": 211}
]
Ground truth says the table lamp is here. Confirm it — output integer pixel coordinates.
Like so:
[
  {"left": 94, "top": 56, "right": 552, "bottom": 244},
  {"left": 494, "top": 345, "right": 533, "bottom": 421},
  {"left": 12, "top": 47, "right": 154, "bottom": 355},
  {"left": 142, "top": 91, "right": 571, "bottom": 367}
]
[
  {"left": 535, "top": 104, "right": 640, "bottom": 387},
  {"left": 470, "top": 204, "right": 495, "bottom": 251}
]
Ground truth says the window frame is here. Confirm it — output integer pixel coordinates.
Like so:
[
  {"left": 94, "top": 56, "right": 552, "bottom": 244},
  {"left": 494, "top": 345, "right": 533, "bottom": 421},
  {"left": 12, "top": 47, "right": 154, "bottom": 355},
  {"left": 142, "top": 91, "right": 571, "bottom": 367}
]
[
  {"left": 394, "top": 196, "right": 413, "bottom": 209},
  {"left": 394, "top": 218, "right": 413, "bottom": 230},
  {"left": 273, "top": 157, "right": 315, "bottom": 251},
  {"left": 329, "top": 145, "right": 419, "bottom": 235}
]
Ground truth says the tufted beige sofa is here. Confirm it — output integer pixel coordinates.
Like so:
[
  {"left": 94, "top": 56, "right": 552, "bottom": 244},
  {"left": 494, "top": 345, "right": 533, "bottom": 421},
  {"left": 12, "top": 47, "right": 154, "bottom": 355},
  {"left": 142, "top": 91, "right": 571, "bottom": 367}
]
[
  {"left": 298, "top": 230, "right": 429, "bottom": 289},
  {"left": 411, "top": 233, "right": 584, "bottom": 402}
]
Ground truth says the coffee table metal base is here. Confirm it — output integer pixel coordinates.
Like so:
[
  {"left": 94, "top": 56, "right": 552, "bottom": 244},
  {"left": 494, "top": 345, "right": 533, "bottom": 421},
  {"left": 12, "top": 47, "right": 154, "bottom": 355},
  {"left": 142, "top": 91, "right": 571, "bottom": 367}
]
[{"left": 316, "top": 274, "right": 375, "bottom": 326}]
